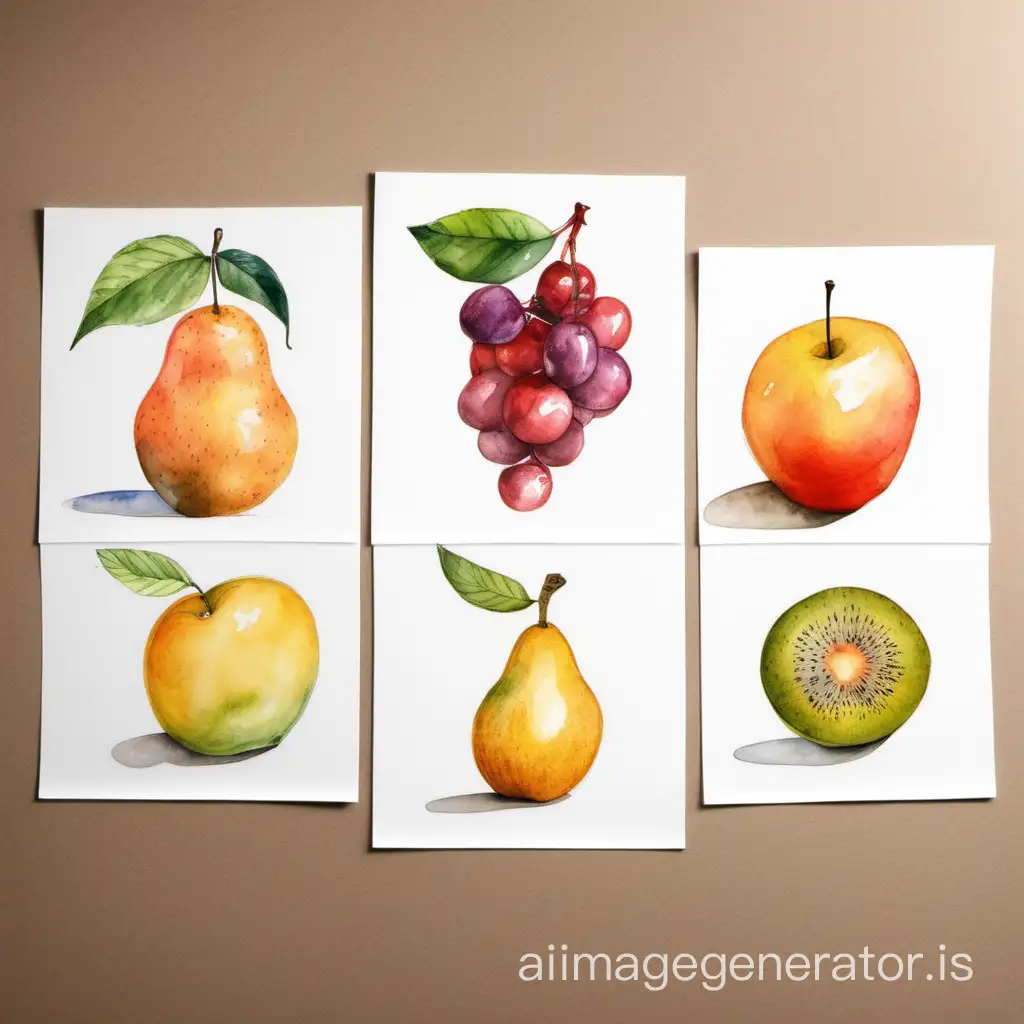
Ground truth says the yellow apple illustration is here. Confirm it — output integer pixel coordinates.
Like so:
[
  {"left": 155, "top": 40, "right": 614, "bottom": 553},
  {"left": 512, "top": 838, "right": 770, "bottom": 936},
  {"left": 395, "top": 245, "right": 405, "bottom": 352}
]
[{"left": 99, "top": 549, "right": 318, "bottom": 756}]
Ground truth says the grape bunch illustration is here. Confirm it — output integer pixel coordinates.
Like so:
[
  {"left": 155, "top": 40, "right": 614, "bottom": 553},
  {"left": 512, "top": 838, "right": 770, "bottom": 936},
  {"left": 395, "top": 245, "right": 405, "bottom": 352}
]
[{"left": 410, "top": 202, "right": 632, "bottom": 511}]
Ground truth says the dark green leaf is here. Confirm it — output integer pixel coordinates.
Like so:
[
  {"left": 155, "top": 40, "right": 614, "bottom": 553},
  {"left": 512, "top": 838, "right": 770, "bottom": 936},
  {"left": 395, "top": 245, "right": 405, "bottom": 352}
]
[
  {"left": 97, "top": 548, "right": 197, "bottom": 597},
  {"left": 216, "top": 249, "right": 290, "bottom": 346},
  {"left": 409, "top": 208, "right": 553, "bottom": 284},
  {"left": 71, "top": 236, "right": 210, "bottom": 347},
  {"left": 436, "top": 544, "right": 535, "bottom": 612}
]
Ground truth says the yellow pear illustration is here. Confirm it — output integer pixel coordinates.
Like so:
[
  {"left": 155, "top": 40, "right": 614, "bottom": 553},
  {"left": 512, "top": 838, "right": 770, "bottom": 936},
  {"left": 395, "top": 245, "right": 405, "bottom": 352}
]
[{"left": 438, "top": 546, "right": 602, "bottom": 803}]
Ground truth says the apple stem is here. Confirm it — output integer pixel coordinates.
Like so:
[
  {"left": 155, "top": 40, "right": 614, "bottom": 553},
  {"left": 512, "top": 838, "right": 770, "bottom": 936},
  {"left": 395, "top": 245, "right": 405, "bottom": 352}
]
[
  {"left": 211, "top": 228, "right": 223, "bottom": 315},
  {"left": 537, "top": 573, "right": 566, "bottom": 628},
  {"left": 824, "top": 279, "right": 835, "bottom": 359},
  {"left": 190, "top": 581, "right": 214, "bottom": 618}
]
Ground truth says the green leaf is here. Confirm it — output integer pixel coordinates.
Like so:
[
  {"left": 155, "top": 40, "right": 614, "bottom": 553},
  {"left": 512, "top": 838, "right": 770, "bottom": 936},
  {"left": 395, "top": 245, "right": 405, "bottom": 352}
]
[
  {"left": 409, "top": 208, "right": 554, "bottom": 284},
  {"left": 216, "top": 249, "right": 290, "bottom": 346},
  {"left": 96, "top": 548, "right": 197, "bottom": 597},
  {"left": 436, "top": 544, "right": 535, "bottom": 612},
  {"left": 71, "top": 236, "right": 211, "bottom": 348}
]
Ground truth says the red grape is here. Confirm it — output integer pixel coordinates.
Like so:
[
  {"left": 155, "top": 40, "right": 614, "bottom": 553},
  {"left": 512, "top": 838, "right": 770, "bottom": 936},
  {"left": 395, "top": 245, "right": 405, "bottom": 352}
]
[
  {"left": 580, "top": 296, "right": 631, "bottom": 350},
  {"left": 498, "top": 457, "right": 552, "bottom": 512},
  {"left": 534, "top": 419, "right": 585, "bottom": 466},
  {"left": 573, "top": 406, "right": 596, "bottom": 426},
  {"left": 535, "top": 261, "right": 595, "bottom": 318},
  {"left": 457, "top": 368, "right": 515, "bottom": 430},
  {"left": 495, "top": 317, "right": 549, "bottom": 377},
  {"left": 502, "top": 374, "right": 573, "bottom": 444},
  {"left": 567, "top": 349, "right": 631, "bottom": 411},
  {"left": 478, "top": 428, "right": 531, "bottom": 465},
  {"left": 470, "top": 343, "right": 498, "bottom": 375}
]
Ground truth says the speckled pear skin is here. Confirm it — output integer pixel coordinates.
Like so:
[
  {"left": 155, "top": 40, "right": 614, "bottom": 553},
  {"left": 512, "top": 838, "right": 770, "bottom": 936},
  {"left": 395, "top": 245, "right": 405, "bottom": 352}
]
[{"left": 134, "top": 305, "right": 298, "bottom": 517}]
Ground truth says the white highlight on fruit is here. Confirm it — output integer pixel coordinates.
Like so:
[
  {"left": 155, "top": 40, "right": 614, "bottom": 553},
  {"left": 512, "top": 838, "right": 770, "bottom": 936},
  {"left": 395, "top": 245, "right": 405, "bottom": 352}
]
[
  {"left": 531, "top": 674, "right": 568, "bottom": 741},
  {"left": 763, "top": 381, "right": 775, "bottom": 398},
  {"left": 235, "top": 408, "right": 262, "bottom": 449},
  {"left": 233, "top": 606, "right": 262, "bottom": 632},
  {"left": 537, "top": 397, "right": 563, "bottom": 417},
  {"left": 829, "top": 347, "right": 882, "bottom": 413}
]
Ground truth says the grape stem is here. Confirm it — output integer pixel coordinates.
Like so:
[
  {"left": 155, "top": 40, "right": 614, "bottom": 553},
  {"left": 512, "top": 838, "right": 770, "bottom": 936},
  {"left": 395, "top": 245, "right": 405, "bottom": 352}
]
[
  {"left": 210, "top": 227, "right": 223, "bottom": 315},
  {"left": 556, "top": 203, "right": 589, "bottom": 318},
  {"left": 537, "top": 573, "right": 566, "bottom": 628},
  {"left": 522, "top": 298, "right": 559, "bottom": 326}
]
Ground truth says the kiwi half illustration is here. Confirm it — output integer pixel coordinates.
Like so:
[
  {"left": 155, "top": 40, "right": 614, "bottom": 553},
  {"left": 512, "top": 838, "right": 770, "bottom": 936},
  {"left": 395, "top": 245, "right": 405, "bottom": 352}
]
[{"left": 761, "top": 587, "right": 930, "bottom": 747}]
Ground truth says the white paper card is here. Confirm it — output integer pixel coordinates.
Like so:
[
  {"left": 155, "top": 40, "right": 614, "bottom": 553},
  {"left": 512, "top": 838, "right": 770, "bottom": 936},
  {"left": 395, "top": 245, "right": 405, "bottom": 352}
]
[
  {"left": 372, "top": 544, "right": 686, "bottom": 848},
  {"left": 40, "top": 208, "right": 362, "bottom": 544},
  {"left": 700, "top": 544, "right": 995, "bottom": 805},
  {"left": 372, "top": 172, "right": 685, "bottom": 544},
  {"left": 39, "top": 543, "right": 360, "bottom": 801},
  {"left": 698, "top": 246, "right": 993, "bottom": 545}
]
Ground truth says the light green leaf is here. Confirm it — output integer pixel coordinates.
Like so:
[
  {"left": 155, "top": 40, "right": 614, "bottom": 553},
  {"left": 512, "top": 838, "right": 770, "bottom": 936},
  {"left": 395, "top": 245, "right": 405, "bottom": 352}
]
[
  {"left": 436, "top": 544, "right": 535, "bottom": 612},
  {"left": 96, "top": 548, "right": 197, "bottom": 597},
  {"left": 216, "top": 249, "right": 290, "bottom": 346},
  {"left": 409, "top": 208, "right": 554, "bottom": 284},
  {"left": 71, "top": 235, "right": 210, "bottom": 348}
]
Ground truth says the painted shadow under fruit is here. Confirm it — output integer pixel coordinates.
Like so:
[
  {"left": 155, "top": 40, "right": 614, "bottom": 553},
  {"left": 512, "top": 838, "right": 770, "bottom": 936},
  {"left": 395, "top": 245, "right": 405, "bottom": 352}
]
[
  {"left": 68, "top": 230, "right": 297, "bottom": 518},
  {"left": 410, "top": 203, "right": 633, "bottom": 513},
  {"left": 704, "top": 280, "right": 921, "bottom": 531},
  {"left": 734, "top": 585, "right": 930, "bottom": 766},
  {"left": 425, "top": 546, "right": 602, "bottom": 813},
  {"left": 98, "top": 548, "right": 318, "bottom": 766}
]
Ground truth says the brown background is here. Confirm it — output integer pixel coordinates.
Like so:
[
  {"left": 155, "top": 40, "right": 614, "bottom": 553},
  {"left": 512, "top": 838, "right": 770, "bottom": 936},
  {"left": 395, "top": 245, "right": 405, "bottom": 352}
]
[{"left": 2, "top": 1, "right": 1020, "bottom": 1020}]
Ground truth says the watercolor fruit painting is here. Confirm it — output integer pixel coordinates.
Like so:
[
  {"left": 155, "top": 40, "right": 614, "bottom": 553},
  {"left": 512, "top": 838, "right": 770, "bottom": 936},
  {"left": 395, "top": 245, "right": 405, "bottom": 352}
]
[
  {"left": 411, "top": 203, "right": 632, "bottom": 512},
  {"left": 761, "top": 586, "right": 930, "bottom": 747},
  {"left": 438, "top": 546, "right": 602, "bottom": 800},
  {"left": 99, "top": 549, "right": 319, "bottom": 756},
  {"left": 72, "top": 230, "right": 296, "bottom": 517},
  {"left": 742, "top": 281, "right": 920, "bottom": 513}
]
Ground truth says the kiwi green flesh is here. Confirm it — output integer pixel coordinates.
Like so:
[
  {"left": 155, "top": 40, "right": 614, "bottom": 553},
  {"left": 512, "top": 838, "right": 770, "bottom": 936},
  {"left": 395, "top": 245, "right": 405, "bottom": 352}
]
[{"left": 760, "top": 586, "right": 930, "bottom": 747}]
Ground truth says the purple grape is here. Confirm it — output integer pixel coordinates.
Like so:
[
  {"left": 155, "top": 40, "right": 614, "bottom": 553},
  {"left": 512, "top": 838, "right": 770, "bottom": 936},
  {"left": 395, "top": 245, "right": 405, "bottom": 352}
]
[
  {"left": 478, "top": 427, "right": 531, "bottom": 465},
  {"left": 460, "top": 285, "right": 525, "bottom": 345},
  {"left": 573, "top": 406, "right": 595, "bottom": 427},
  {"left": 543, "top": 322, "right": 598, "bottom": 389},
  {"left": 567, "top": 349, "right": 631, "bottom": 411},
  {"left": 457, "top": 368, "right": 514, "bottom": 430},
  {"left": 534, "top": 419, "right": 585, "bottom": 466}
]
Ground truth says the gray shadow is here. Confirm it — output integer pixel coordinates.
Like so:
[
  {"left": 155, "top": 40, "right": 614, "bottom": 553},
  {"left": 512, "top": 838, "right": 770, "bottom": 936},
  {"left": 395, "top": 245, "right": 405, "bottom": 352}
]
[
  {"left": 703, "top": 481, "right": 853, "bottom": 530},
  {"left": 111, "top": 732, "right": 272, "bottom": 768},
  {"left": 733, "top": 736, "right": 889, "bottom": 766},
  {"left": 425, "top": 792, "right": 571, "bottom": 814},
  {"left": 65, "top": 490, "right": 180, "bottom": 517}
]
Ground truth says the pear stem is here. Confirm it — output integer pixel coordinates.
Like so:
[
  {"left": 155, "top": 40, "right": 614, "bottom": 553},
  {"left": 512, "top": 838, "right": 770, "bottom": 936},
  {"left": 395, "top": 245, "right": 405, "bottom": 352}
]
[
  {"left": 537, "top": 573, "right": 566, "bottom": 628},
  {"left": 211, "top": 227, "right": 224, "bottom": 315},
  {"left": 824, "top": 279, "right": 835, "bottom": 359}
]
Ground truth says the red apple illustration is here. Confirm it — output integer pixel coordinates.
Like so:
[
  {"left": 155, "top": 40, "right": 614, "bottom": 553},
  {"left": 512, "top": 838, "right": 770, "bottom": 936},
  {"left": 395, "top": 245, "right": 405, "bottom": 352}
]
[{"left": 741, "top": 282, "right": 920, "bottom": 512}]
